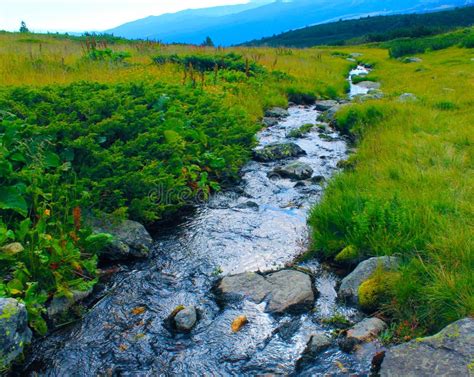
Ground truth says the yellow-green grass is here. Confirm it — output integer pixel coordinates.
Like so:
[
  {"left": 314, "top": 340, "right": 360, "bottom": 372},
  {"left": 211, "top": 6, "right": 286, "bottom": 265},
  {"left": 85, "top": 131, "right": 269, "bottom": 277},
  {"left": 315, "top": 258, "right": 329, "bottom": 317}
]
[
  {"left": 309, "top": 45, "right": 473, "bottom": 335},
  {"left": 0, "top": 32, "right": 352, "bottom": 121}
]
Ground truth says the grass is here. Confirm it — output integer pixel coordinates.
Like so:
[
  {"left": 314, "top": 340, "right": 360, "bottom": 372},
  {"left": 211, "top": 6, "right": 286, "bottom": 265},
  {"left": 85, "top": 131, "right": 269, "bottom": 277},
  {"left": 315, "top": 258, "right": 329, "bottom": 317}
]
[{"left": 308, "top": 44, "right": 474, "bottom": 335}]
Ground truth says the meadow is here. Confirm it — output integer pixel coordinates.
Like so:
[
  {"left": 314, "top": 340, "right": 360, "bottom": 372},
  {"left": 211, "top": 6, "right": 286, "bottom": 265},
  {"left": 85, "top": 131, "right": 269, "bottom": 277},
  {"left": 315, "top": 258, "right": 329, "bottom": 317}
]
[{"left": 0, "top": 29, "right": 472, "bottom": 340}]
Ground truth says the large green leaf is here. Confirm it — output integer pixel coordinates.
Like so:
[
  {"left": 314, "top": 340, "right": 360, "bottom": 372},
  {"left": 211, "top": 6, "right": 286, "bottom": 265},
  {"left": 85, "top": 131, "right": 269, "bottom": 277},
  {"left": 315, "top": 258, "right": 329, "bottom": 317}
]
[{"left": 0, "top": 186, "right": 28, "bottom": 216}]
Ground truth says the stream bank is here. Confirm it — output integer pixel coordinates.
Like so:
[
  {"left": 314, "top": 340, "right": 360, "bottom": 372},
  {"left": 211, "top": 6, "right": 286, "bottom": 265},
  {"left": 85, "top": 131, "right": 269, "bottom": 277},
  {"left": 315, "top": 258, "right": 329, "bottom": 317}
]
[{"left": 18, "top": 66, "right": 387, "bottom": 376}]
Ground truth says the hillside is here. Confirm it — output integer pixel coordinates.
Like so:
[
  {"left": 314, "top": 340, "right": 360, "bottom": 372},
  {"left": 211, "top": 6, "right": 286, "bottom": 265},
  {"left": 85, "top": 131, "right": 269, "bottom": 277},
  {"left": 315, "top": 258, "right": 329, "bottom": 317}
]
[
  {"left": 106, "top": 0, "right": 472, "bottom": 45},
  {"left": 244, "top": 5, "right": 474, "bottom": 47}
]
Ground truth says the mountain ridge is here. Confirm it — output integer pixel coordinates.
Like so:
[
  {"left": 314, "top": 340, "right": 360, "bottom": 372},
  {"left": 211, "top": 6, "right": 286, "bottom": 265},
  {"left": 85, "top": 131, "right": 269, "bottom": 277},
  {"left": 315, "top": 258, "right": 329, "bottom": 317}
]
[{"left": 106, "top": 0, "right": 472, "bottom": 45}]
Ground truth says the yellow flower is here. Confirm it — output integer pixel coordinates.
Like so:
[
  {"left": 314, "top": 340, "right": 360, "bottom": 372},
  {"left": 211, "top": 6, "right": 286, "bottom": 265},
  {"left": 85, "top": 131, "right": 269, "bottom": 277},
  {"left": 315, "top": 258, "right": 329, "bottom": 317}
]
[
  {"left": 44, "top": 209, "right": 51, "bottom": 217},
  {"left": 44, "top": 234, "right": 52, "bottom": 241}
]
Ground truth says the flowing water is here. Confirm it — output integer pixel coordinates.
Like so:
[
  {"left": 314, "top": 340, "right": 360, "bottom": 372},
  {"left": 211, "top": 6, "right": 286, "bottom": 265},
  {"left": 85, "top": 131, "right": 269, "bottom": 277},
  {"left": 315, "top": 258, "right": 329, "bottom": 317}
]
[{"left": 22, "top": 68, "right": 379, "bottom": 376}]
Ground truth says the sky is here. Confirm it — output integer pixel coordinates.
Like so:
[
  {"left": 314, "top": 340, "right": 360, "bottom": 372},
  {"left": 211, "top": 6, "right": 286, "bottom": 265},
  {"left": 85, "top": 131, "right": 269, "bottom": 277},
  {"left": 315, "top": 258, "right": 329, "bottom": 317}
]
[{"left": 0, "top": 0, "right": 248, "bottom": 32}]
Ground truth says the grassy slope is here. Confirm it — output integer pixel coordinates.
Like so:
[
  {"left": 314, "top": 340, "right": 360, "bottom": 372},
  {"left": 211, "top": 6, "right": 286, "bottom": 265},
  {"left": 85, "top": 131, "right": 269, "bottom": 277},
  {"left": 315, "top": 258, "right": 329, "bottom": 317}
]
[{"left": 309, "top": 45, "right": 474, "bottom": 336}]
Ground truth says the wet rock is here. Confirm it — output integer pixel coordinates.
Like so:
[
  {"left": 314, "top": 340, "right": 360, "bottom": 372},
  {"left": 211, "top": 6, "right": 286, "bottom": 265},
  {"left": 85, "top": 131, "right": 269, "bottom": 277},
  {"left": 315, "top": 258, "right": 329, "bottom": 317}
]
[
  {"left": 355, "top": 81, "right": 381, "bottom": 90},
  {"left": 217, "top": 270, "right": 315, "bottom": 314},
  {"left": 339, "top": 256, "right": 400, "bottom": 304},
  {"left": 174, "top": 306, "right": 197, "bottom": 332},
  {"left": 91, "top": 219, "right": 153, "bottom": 260},
  {"left": 231, "top": 315, "right": 248, "bottom": 333},
  {"left": 380, "top": 318, "right": 474, "bottom": 377},
  {"left": 307, "top": 332, "right": 332, "bottom": 354},
  {"left": 0, "top": 298, "right": 32, "bottom": 370},
  {"left": 265, "top": 270, "right": 314, "bottom": 314},
  {"left": 47, "top": 289, "right": 93, "bottom": 318},
  {"left": 276, "top": 318, "right": 301, "bottom": 341},
  {"left": 403, "top": 57, "right": 423, "bottom": 63},
  {"left": 262, "top": 117, "right": 279, "bottom": 127},
  {"left": 265, "top": 107, "right": 289, "bottom": 118},
  {"left": 311, "top": 175, "right": 325, "bottom": 184},
  {"left": 218, "top": 272, "right": 272, "bottom": 303},
  {"left": 315, "top": 100, "right": 339, "bottom": 111},
  {"left": 235, "top": 201, "right": 259, "bottom": 210},
  {"left": 398, "top": 93, "right": 418, "bottom": 102},
  {"left": 272, "top": 161, "right": 314, "bottom": 180},
  {"left": 321, "top": 104, "right": 344, "bottom": 122},
  {"left": 253, "top": 143, "right": 306, "bottom": 162},
  {"left": 340, "top": 317, "right": 387, "bottom": 352}
]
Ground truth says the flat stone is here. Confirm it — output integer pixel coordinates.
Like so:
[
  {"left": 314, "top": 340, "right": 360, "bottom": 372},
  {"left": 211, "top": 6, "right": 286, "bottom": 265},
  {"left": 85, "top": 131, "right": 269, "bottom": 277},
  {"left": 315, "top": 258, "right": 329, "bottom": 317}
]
[
  {"left": 265, "top": 107, "right": 289, "bottom": 118},
  {"left": 174, "top": 306, "right": 197, "bottom": 332},
  {"left": 307, "top": 332, "right": 332, "bottom": 354},
  {"left": 272, "top": 161, "right": 314, "bottom": 180},
  {"left": 0, "top": 298, "right": 32, "bottom": 370},
  {"left": 315, "top": 100, "right": 339, "bottom": 111},
  {"left": 398, "top": 93, "right": 418, "bottom": 102},
  {"left": 265, "top": 270, "right": 314, "bottom": 314},
  {"left": 355, "top": 81, "right": 381, "bottom": 90},
  {"left": 253, "top": 143, "right": 306, "bottom": 162},
  {"left": 380, "top": 318, "right": 474, "bottom": 377},
  {"left": 217, "top": 269, "right": 315, "bottom": 314},
  {"left": 91, "top": 219, "right": 153, "bottom": 260},
  {"left": 339, "top": 256, "right": 400, "bottom": 304},
  {"left": 347, "top": 317, "right": 387, "bottom": 342},
  {"left": 262, "top": 117, "right": 279, "bottom": 127},
  {"left": 403, "top": 57, "right": 423, "bottom": 63},
  {"left": 217, "top": 272, "right": 272, "bottom": 303}
]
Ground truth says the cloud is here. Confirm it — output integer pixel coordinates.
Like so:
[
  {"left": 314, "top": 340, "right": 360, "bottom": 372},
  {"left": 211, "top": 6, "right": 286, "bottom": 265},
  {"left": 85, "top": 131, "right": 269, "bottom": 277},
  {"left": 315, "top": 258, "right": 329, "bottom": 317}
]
[{"left": 0, "top": 0, "right": 248, "bottom": 32}]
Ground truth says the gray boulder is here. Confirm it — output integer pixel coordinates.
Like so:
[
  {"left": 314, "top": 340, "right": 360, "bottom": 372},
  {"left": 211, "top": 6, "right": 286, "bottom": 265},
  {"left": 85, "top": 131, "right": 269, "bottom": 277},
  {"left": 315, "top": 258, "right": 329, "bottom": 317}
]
[
  {"left": 47, "top": 289, "right": 93, "bottom": 318},
  {"left": 217, "top": 272, "right": 272, "bottom": 303},
  {"left": 272, "top": 161, "right": 314, "bottom": 180},
  {"left": 339, "top": 256, "right": 400, "bottom": 304},
  {"left": 321, "top": 104, "right": 346, "bottom": 122},
  {"left": 398, "top": 93, "right": 418, "bottom": 102},
  {"left": 217, "top": 269, "right": 315, "bottom": 314},
  {"left": 315, "top": 100, "right": 339, "bottom": 111},
  {"left": 253, "top": 143, "right": 306, "bottom": 162},
  {"left": 265, "top": 270, "right": 314, "bottom": 314},
  {"left": 306, "top": 332, "right": 332, "bottom": 354},
  {"left": 340, "top": 317, "right": 387, "bottom": 352},
  {"left": 91, "top": 219, "right": 153, "bottom": 260},
  {"left": 265, "top": 107, "right": 289, "bottom": 118},
  {"left": 262, "top": 117, "right": 279, "bottom": 127},
  {"left": 174, "top": 306, "right": 197, "bottom": 332},
  {"left": 349, "top": 53, "right": 363, "bottom": 58},
  {"left": 403, "top": 57, "right": 423, "bottom": 63},
  {"left": 380, "top": 318, "right": 474, "bottom": 377},
  {"left": 355, "top": 81, "right": 381, "bottom": 90},
  {"left": 0, "top": 298, "right": 32, "bottom": 370}
]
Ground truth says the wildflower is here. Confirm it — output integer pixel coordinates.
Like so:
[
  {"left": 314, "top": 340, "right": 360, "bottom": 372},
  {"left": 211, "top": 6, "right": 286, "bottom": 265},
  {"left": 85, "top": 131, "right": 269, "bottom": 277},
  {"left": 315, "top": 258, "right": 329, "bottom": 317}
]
[
  {"left": 44, "top": 234, "right": 52, "bottom": 241},
  {"left": 73, "top": 206, "right": 81, "bottom": 231},
  {"left": 44, "top": 209, "right": 51, "bottom": 217}
]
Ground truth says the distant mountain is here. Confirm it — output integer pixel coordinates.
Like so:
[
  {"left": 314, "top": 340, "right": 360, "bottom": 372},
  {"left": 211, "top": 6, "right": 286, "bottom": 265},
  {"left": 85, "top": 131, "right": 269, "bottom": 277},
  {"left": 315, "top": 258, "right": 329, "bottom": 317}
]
[
  {"left": 243, "top": 5, "right": 474, "bottom": 47},
  {"left": 107, "top": 0, "right": 473, "bottom": 46}
]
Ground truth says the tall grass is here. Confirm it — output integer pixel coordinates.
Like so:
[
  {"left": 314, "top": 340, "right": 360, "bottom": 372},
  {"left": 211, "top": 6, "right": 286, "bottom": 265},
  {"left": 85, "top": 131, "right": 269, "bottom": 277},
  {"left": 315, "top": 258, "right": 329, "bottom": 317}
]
[{"left": 309, "top": 45, "right": 474, "bottom": 334}]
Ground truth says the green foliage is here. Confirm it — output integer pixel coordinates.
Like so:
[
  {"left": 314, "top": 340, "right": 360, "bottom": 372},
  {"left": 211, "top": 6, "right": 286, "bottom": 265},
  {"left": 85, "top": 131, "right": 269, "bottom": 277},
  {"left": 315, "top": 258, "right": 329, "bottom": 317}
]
[
  {"left": 388, "top": 29, "right": 474, "bottom": 58},
  {"left": 86, "top": 48, "right": 131, "bottom": 63},
  {"left": 244, "top": 6, "right": 474, "bottom": 48},
  {"left": 0, "top": 81, "right": 257, "bottom": 224},
  {"left": 19, "top": 21, "right": 29, "bottom": 34},
  {"left": 0, "top": 113, "right": 111, "bottom": 334},
  {"left": 152, "top": 52, "right": 265, "bottom": 75},
  {"left": 333, "top": 103, "right": 388, "bottom": 140}
]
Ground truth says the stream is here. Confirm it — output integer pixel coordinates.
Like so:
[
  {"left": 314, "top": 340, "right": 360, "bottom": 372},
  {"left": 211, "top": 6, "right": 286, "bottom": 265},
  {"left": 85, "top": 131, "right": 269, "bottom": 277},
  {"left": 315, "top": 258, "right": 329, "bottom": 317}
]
[{"left": 22, "top": 66, "right": 377, "bottom": 376}]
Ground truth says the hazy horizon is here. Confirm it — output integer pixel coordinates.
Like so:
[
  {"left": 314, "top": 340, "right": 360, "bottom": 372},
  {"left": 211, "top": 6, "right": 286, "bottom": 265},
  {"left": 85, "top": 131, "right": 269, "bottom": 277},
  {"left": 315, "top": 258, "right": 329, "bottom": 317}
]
[{"left": 0, "top": 0, "right": 251, "bottom": 33}]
